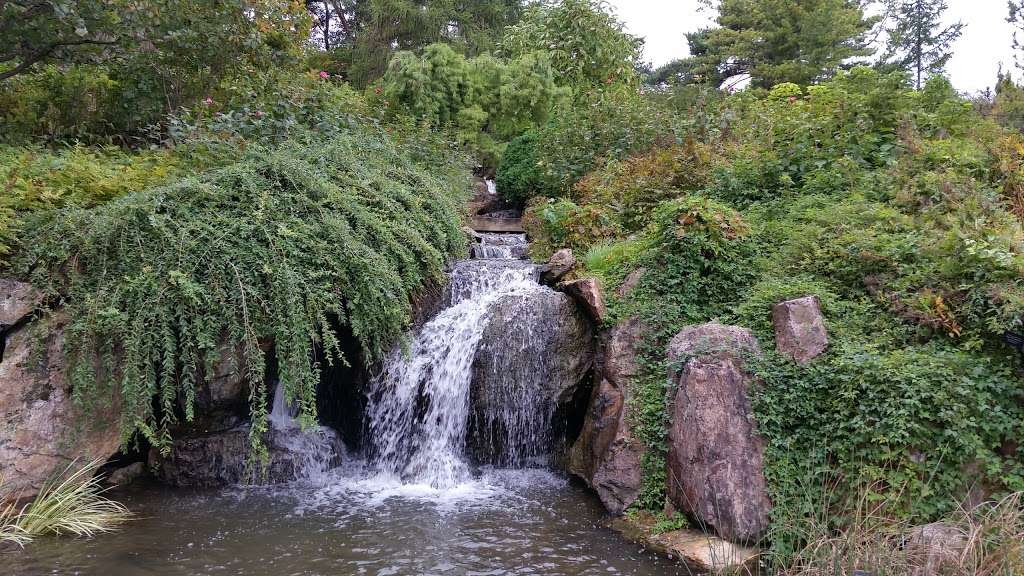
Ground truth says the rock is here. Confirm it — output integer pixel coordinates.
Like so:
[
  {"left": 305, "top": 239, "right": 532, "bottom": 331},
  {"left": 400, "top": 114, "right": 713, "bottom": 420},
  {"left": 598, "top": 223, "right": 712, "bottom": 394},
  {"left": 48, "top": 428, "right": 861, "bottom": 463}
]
[
  {"left": 0, "top": 314, "right": 121, "bottom": 500},
  {"left": 666, "top": 322, "right": 771, "bottom": 544},
  {"left": 906, "top": 522, "right": 967, "bottom": 576},
  {"left": 468, "top": 289, "right": 593, "bottom": 464},
  {"left": 616, "top": 268, "right": 646, "bottom": 298},
  {"left": 611, "top": 512, "right": 761, "bottom": 573},
  {"left": 151, "top": 423, "right": 344, "bottom": 488},
  {"left": 772, "top": 295, "right": 828, "bottom": 364},
  {"left": 559, "top": 278, "right": 606, "bottom": 324},
  {"left": 570, "top": 318, "right": 645, "bottom": 514},
  {"left": 105, "top": 462, "right": 146, "bottom": 486},
  {"left": 539, "top": 249, "right": 576, "bottom": 285},
  {"left": 0, "top": 278, "right": 41, "bottom": 328}
]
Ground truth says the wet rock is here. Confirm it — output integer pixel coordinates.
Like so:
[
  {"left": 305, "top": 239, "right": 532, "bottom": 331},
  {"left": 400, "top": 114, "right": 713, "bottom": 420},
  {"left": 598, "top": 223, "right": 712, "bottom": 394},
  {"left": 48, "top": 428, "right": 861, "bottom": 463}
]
[
  {"left": 666, "top": 322, "right": 771, "bottom": 544},
  {"left": 469, "top": 289, "right": 594, "bottom": 464},
  {"left": 570, "top": 318, "right": 645, "bottom": 514},
  {"left": 151, "top": 423, "right": 344, "bottom": 488},
  {"left": 539, "top": 249, "right": 576, "bottom": 285},
  {"left": 0, "top": 278, "right": 41, "bottom": 327},
  {"left": 611, "top": 512, "right": 761, "bottom": 573},
  {"left": 105, "top": 462, "right": 146, "bottom": 487},
  {"left": 0, "top": 314, "right": 121, "bottom": 500},
  {"left": 616, "top": 268, "right": 646, "bottom": 299},
  {"left": 559, "top": 278, "right": 606, "bottom": 324},
  {"left": 906, "top": 522, "right": 968, "bottom": 576},
  {"left": 772, "top": 295, "right": 828, "bottom": 364}
]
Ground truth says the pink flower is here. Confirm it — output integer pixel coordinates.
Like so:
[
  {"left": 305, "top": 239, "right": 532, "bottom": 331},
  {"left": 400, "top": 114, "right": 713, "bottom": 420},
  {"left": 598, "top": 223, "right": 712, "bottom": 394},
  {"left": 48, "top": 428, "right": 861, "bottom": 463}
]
[
  {"left": 204, "top": 97, "right": 214, "bottom": 106},
  {"left": 374, "top": 86, "right": 382, "bottom": 95},
  {"left": 788, "top": 96, "right": 798, "bottom": 103},
  {"left": 319, "top": 71, "right": 330, "bottom": 79},
  {"left": 255, "top": 110, "right": 264, "bottom": 118}
]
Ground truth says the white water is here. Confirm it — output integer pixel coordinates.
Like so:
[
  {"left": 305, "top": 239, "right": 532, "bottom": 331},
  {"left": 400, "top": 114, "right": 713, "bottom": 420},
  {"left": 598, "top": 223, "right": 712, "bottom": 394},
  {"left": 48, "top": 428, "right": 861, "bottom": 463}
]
[{"left": 364, "top": 233, "right": 551, "bottom": 488}]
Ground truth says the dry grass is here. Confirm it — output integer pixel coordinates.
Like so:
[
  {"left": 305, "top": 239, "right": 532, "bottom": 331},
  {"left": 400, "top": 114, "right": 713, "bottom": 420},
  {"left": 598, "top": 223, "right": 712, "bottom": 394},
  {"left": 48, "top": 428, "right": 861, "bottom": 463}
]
[
  {"left": 770, "top": 488, "right": 1024, "bottom": 576},
  {"left": 0, "top": 459, "right": 131, "bottom": 548}
]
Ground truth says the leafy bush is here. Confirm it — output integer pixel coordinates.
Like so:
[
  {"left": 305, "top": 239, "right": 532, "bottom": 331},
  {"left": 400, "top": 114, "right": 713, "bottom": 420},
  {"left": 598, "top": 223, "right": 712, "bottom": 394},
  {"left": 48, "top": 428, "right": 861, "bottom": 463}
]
[
  {"left": 10, "top": 130, "right": 469, "bottom": 460},
  {"left": 573, "top": 141, "right": 711, "bottom": 231},
  {"left": 533, "top": 88, "right": 679, "bottom": 196},
  {"left": 0, "top": 65, "right": 120, "bottom": 144},
  {"left": 522, "top": 197, "right": 622, "bottom": 259},
  {"left": 495, "top": 131, "right": 543, "bottom": 204}
]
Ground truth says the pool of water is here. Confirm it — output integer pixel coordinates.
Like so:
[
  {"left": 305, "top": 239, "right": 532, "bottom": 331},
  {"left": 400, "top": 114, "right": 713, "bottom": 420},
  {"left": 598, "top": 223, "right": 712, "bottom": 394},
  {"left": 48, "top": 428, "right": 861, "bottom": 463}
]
[{"left": 5, "top": 463, "right": 690, "bottom": 576}]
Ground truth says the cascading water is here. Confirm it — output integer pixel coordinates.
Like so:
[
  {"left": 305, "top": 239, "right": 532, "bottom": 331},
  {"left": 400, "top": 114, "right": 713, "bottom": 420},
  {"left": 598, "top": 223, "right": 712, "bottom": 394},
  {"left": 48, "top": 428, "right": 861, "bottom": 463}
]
[
  {"left": 266, "top": 380, "right": 340, "bottom": 483},
  {"left": 364, "top": 233, "right": 562, "bottom": 488}
]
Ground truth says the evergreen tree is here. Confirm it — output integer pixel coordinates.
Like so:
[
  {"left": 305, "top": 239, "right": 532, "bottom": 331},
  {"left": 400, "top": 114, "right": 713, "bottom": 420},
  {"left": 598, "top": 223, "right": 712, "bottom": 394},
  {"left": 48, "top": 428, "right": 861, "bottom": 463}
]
[
  {"left": 687, "top": 0, "right": 878, "bottom": 88},
  {"left": 882, "top": 0, "right": 964, "bottom": 89}
]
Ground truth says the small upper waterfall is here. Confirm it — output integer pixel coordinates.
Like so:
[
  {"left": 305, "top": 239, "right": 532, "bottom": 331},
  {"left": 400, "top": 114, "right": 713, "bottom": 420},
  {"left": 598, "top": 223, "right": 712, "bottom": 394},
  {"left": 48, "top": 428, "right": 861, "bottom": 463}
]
[{"left": 365, "top": 233, "right": 574, "bottom": 488}]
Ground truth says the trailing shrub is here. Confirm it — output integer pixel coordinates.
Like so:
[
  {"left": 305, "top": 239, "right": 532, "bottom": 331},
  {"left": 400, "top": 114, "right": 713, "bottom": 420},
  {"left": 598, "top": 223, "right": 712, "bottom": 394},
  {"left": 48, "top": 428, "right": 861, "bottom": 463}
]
[
  {"left": 0, "top": 146, "right": 185, "bottom": 264},
  {"left": 10, "top": 130, "right": 469, "bottom": 461}
]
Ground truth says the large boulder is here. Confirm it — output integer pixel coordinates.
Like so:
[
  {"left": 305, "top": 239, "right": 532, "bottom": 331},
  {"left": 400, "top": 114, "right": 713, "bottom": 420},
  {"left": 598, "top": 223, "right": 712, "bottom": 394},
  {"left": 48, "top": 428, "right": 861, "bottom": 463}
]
[
  {"left": 539, "top": 249, "right": 576, "bottom": 285},
  {"left": 666, "top": 322, "right": 771, "bottom": 544},
  {"left": 0, "top": 313, "right": 121, "bottom": 500},
  {"left": 559, "top": 278, "right": 606, "bottom": 324},
  {"left": 906, "top": 522, "right": 968, "bottom": 576},
  {"left": 150, "top": 422, "right": 344, "bottom": 487},
  {"left": 468, "top": 288, "right": 594, "bottom": 464},
  {"left": 570, "top": 318, "right": 646, "bottom": 514},
  {"left": 772, "top": 295, "right": 828, "bottom": 364}
]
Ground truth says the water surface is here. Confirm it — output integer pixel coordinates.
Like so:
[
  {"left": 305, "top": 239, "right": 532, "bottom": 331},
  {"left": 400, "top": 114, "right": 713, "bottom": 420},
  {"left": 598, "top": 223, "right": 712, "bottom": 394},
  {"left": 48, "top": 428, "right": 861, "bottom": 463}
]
[{"left": 6, "top": 464, "right": 690, "bottom": 576}]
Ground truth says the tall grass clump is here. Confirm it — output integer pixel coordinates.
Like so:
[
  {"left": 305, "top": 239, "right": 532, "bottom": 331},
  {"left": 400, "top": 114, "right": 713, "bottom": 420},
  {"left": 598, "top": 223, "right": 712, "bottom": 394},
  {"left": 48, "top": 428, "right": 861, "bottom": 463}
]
[
  {"left": 8, "top": 127, "right": 470, "bottom": 461},
  {"left": 1, "top": 460, "right": 131, "bottom": 548},
  {"left": 767, "top": 479, "right": 1024, "bottom": 576}
]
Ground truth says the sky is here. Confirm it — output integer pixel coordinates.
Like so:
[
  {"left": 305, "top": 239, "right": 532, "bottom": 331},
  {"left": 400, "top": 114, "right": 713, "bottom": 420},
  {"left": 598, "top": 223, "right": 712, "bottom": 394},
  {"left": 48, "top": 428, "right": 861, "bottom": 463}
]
[{"left": 607, "top": 0, "right": 1017, "bottom": 94}]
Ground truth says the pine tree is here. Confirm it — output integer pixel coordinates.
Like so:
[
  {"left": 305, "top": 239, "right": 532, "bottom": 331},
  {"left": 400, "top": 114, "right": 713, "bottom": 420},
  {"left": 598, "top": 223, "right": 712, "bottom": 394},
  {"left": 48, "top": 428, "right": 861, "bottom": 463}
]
[
  {"left": 883, "top": 0, "right": 964, "bottom": 89},
  {"left": 688, "top": 0, "right": 878, "bottom": 89}
]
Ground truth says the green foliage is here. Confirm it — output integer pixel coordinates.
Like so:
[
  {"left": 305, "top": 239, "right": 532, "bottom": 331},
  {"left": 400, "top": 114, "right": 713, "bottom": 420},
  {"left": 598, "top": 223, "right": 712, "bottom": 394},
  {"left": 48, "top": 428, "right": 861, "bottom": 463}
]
[
  {"left": 689, "top": 0, "right": 877, "bottom": 88},
  {"left": 381, "top": 43, "right": 563, "bottom": 169},
  {"left": 1, "top": 1, "right": 312, "bottom": 141},
  {"left": 539, "top": 64, "right": 1024, "bottom": 537},
  {"left": 573, "top": 141, "right": 712, "bottom": 231},
  {"left": 499, "top": 0, "right": 642, "bottom": 89},
  {"left": 335, "top": 0, "right": 523, "bottom": 87},
  {"left": 532, "top": 88, "right": 679, "bottom": 196},
  {"left": 9, "top": 130, "right": 469, "bottom": 460},
  {"left": 495, "top": 131, "right": 543, "bottom": 204},
  {"left": 750, "top": 343, "right": 1024, "bottom": 553}
]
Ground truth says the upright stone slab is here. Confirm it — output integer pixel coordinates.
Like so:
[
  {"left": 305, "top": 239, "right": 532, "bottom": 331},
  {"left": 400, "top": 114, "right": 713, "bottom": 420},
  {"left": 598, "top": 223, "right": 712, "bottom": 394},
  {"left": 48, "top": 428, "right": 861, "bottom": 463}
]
[
  {"left": 0, "top": 313, "right": 121, "bottom": 500},
  {"left": 665, "top": 322, "right": 771, "bottom": 544},
  {"left": 772, "top": 295, "right": 828, "bottom": 364},
  {"left": 570, "top": 318, "right": 645, "bottom": 514}
]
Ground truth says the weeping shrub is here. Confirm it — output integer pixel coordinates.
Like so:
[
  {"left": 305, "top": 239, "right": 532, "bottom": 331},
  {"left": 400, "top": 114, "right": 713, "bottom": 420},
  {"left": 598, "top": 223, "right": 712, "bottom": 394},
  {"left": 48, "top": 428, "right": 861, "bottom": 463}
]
[{"left": 10, "top": 129, "right": 469, "bottom": 460}]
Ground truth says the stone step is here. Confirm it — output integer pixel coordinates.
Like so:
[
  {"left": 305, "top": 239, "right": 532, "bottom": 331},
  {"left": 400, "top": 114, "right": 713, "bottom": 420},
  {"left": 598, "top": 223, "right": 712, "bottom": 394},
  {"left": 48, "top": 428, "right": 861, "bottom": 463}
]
[{"left": 469, "top": 216, "right": 524, "bottom": 233}]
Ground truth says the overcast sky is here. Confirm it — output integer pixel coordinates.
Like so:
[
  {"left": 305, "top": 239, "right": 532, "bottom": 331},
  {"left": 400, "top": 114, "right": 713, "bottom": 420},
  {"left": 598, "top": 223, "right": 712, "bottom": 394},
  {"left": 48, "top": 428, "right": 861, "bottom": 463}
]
[{"left": 607, "top": 0, "right": 1016, "bottom": 94}]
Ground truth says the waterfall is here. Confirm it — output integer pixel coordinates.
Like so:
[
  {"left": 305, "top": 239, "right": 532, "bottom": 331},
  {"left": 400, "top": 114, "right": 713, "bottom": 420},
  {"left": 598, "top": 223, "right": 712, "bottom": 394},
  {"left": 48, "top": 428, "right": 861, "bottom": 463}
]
[
  {"left": 364, "top": 233, "right": 557, "bottom": 488},
  {"left": 267, "top": 380, "right": 339, "bottom": 483}
]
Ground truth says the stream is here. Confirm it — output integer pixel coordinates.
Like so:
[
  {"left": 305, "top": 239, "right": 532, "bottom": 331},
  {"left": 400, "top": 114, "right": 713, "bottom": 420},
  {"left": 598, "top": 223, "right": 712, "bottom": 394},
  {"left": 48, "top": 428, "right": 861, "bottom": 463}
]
[{"left": 5, "top": 233, "right": 689, "bottom": 576}]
